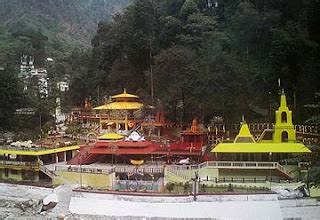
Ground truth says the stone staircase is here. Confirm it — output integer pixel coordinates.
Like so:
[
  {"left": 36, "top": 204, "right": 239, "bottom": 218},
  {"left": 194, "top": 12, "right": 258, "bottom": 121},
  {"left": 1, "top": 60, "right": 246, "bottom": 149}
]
[{"left": 39, "top": 164, "right": 57, "bottom": 179}]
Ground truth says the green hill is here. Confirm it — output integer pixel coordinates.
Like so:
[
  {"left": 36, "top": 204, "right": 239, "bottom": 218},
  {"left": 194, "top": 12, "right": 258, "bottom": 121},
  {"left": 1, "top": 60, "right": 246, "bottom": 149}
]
[{"left": 0, "top": 0, "right": 130, "bottom": 66}]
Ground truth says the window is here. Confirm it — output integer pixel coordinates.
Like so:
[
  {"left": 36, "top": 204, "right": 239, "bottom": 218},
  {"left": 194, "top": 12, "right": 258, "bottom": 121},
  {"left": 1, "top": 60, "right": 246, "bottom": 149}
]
[
  {"left": 281, "top": 112, "right": 287, "bottom": 123},
  {"left": 281, "top": 131, "right": 289, "bottom": 142},
  {"left": 11, "top": 169, "right": 18, "bottom": 175}
]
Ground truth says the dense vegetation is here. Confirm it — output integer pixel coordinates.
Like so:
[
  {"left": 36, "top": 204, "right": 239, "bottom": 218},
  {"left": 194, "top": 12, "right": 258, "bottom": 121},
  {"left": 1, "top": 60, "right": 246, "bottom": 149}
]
[
  {"left": 0, "top": 0, "right": 130, "bottom": 131},
  {"left": 1, "top": 0, "right": 320, "bottom": 132},
  {"left": 70, "top": 0, "right": 320, "bottom": 124},
  {"left": 0, "top": 0, "right": 130, "bottom": 66}
]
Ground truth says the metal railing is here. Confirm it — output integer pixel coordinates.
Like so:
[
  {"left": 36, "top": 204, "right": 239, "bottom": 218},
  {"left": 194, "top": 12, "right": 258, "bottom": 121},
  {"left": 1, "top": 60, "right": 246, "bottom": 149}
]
[
  {"left": 54, "top": 164, "right": 164, "bottom": 175},
  {"left": 39, "top": 164, "right": 57, "bottom": 178},
  {"left": 54, "top": 165, "right": 115, "bottom": 175},
  {"left": 0, "top": 160, "right": 38, "bottom": 167},
  {"left": 0, "top": 145, "right": 70, "bottom": 152},
  {"left": 208, "top": 123, "right": 319, "bottom": 135},
  {"left": 115, "top": 166, "right": 164, "bottom": 174},
  {"left": 168, "top": 161, "right": 292, "bottom": 179}
]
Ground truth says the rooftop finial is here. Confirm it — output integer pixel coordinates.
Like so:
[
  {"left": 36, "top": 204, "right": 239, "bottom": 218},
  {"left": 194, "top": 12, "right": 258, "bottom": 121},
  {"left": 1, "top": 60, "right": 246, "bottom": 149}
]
[
  {"left": 280, "top": 89, "right": 287, "bottom": 108},
  {"left": 241, "top": 115, "right": 246, "bottom": 124},
  {"left": 123, "top": 88, "right": 127, "bottom": 94}
]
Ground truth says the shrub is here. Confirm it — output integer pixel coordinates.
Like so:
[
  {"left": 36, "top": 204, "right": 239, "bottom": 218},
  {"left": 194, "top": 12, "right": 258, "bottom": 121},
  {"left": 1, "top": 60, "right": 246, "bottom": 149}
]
[
  {"left": 227, "top": 183, "right": 233, "bottom": 192},
  {"left": 166, "top": 182, "right": 175, "bottom": 193}
]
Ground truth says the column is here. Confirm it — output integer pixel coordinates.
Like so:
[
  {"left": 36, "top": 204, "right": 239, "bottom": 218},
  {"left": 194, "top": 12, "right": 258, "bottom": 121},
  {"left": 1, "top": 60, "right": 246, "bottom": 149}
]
[
  {"left": 125, "top": 110, "right": 128, "bottom": 131},
  {"left": 55, "top": 153, "right": 59, "bottom": 163},
  {"left": 63, "top": 151, "right": 67, "bottom": 162}
]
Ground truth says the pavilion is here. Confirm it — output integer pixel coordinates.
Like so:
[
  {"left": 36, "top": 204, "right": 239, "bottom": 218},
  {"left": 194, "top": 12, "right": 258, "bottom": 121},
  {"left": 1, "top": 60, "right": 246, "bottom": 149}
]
[{"left": 94, "top": 89, "right": 143, "bottom": 132}]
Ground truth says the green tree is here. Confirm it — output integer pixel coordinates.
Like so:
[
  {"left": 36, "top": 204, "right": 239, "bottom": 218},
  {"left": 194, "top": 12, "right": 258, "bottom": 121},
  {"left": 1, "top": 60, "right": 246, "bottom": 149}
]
[{"left": 0, "top": 67, "right": 24, "bottom": 130}]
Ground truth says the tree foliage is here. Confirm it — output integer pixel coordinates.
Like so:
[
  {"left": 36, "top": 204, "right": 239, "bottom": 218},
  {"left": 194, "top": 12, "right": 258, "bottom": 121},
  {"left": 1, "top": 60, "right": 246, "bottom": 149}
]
[
  {"left": 0, "top": 67, "right": 24, "bottom": 129},
  {"left": 57, "top": 0, "right": 320, "bottom": 124}
]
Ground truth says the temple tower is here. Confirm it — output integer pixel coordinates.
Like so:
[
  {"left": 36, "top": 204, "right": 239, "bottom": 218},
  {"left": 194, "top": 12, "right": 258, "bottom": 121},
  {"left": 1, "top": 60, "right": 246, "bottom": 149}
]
[{"left": 273, "top": 90, "right": 296, "bottom": 142}]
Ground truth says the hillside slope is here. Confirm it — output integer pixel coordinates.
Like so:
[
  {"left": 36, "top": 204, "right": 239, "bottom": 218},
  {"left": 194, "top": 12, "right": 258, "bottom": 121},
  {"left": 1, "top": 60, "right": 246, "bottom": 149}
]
[{"left": 0, "top": 0, "right": 130, "bottom": 65}]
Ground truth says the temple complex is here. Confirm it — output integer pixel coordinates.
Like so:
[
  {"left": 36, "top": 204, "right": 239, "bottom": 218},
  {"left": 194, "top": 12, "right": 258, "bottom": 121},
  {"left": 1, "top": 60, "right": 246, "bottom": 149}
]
[{"left": 0, "top": 88, "right": 317, "bottom": 196}]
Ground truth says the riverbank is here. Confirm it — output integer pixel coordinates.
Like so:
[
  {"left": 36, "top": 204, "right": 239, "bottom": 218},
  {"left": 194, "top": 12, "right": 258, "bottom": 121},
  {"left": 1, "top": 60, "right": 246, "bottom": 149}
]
[{"left": 0, "top": 182, "right": 319, "bottom": 219}]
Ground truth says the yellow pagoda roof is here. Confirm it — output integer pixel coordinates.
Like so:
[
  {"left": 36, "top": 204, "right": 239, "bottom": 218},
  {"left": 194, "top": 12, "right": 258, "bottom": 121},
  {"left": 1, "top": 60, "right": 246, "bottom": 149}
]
[
  {"left": 212, "top": 142, "right": 311, "bottom": 153},
  {"left": 94, "top": 101, "right": 143, "bottom": 110},
  {"left": 98, "top": 133, "right": 124, "bottom": 140},
  {"left": 112, "top": 89, "right": 139, "bottom": 99}
]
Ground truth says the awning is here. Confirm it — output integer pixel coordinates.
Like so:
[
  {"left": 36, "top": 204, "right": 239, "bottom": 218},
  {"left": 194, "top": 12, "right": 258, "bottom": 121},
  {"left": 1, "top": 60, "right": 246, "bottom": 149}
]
[{"left": 212, "top": 142, "right": 311, "bottom": 153}]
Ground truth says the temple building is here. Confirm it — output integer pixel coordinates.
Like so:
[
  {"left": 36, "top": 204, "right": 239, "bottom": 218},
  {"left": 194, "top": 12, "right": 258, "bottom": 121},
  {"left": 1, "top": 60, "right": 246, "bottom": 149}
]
[
  {"left": 94, "top": 89, "right": 144, "bottom": 133},
  {"left": 0, "top": 143, "right": 79, "bottom": 182},
  {"left": 212, "top": 90, "right": 311, "bottom": 161}
]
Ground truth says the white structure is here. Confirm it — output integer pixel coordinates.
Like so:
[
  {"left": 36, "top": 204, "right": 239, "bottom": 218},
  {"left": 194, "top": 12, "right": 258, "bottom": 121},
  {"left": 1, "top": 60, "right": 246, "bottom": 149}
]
[
  {"left": 38, "top": 77, "right": 48, "bottom": 97},
  {"left": 20, "top": 55, "right": 34, "bottom": 78},
  {"left": 22, "top": 67, "right": 48, "bottom": 98},
  {"left": 46, "top": 57, "right": 54, "bottom": 62},
  {"left": 30, "top": 68, "right": 47, "bottom": 78},
  {"left": 57, "top": 81, "right": 69, "bottom": 92}
]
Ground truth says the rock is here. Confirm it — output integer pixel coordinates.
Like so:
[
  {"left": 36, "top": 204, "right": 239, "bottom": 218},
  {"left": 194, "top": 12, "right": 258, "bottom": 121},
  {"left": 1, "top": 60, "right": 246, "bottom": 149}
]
[{"left": 58, "top": 213, "right": 65, "bottom": 219}]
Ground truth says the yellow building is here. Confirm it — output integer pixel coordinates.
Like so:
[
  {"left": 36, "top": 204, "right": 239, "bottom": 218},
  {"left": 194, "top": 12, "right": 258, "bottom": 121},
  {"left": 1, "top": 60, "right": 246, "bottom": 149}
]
[
  {"left": 212, "top": 90, "right": 311, "bottom": 162},
  {"left": 0, "top": 145, "right": 79, "bottom": 182}
]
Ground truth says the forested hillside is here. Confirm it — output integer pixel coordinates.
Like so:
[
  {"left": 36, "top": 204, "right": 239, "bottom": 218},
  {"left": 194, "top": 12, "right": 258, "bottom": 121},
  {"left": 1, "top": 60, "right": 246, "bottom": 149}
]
[
  {"left": 1, "top": 0, "right": 320, "bottom": 132},
  {"left": 0, "top": 0, "right": 130, "bottom": 66},
  {"left": 70, "top": 0, "right": 320, "bottom": 124}
]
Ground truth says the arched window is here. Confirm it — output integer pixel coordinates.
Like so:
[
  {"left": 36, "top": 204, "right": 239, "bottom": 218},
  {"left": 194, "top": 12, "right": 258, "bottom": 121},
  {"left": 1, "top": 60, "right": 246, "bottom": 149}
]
[
  {"left": 281, "top": 131, "right": 288, "bottom": 142},
  {"left": 281, "top": 112, "right": 287, "bottom": 123}
]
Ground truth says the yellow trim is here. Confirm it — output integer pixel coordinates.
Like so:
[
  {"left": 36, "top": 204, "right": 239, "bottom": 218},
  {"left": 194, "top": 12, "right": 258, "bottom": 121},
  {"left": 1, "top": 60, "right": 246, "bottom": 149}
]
[
  {"left": 0, "top": 145, "right": 80, "bottom": 156},
  {"left": 212, "top": 143, "right": 311, "bottom": 153}
]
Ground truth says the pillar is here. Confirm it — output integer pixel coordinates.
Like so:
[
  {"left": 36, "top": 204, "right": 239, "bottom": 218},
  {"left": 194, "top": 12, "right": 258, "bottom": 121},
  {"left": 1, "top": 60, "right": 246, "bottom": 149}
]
[
  {"left": 55, "top": 153, "right": 59, "bottom": 163},
  {"left": 125, "top": 110, "right": 128, "bottom": 131},
  {"left": 63, "top": 151, "right": 67, "bottom": 162},
  {"left": 157, "top": 127, "right": 161, "bottom": 140}
]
